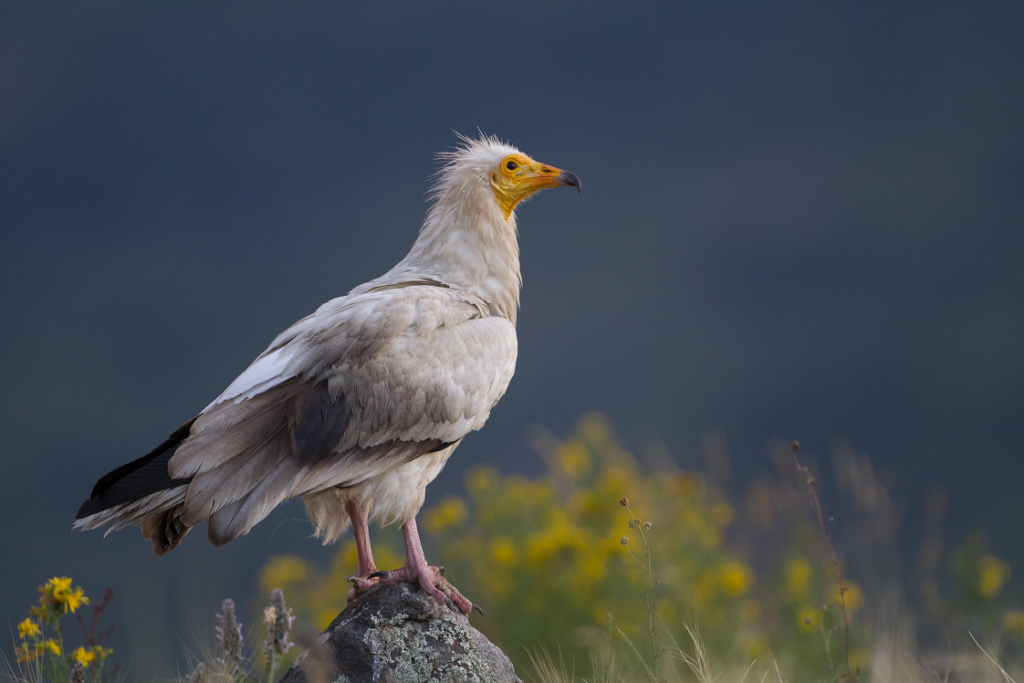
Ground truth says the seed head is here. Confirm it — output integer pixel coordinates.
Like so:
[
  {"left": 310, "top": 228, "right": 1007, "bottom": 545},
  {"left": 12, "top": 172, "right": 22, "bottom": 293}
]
[
  {"left": 792, "top": 441, "right": 800, "bottom": 452},
  {"left": 264, "top": 588, "right": 295, "bottom": 659},
  {"left": 187, "top": 663, "right": 208, "bottom": 683},
  {"left": 215, "top": 598, "right": 243, "bottom": 670},
  {"left": 620, "top": 497, "right": 629, "bottom": 506},
  {"left": 620, "top": 537, "right": 629, "bottom": 545},
  {"left": 643, "top": 521, "right": 653, "bottom": 530}
]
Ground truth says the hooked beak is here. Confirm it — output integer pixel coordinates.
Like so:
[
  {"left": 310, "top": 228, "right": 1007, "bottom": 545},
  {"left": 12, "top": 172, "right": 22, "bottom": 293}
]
[
  {"left": 520, "top": 164, "right": 581, "bottom": 194},
  {"left": 555, "top": 170, "right": 581, "bottom": 193}
]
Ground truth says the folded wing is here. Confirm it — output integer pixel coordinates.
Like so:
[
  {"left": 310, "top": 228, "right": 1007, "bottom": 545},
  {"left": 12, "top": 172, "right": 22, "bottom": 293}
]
[{"left": 75, "top": 285, "right": 517, "bottom": 554}]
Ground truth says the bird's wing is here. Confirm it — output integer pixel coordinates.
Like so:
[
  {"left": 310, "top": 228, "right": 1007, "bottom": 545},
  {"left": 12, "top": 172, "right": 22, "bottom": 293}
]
[{"left": 165, "top": 284, "right": 516, "bottom": 544}]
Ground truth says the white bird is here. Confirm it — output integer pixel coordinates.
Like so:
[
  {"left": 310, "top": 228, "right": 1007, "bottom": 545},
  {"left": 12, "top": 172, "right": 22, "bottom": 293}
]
[{"left": 75, "top": 135, "right": 579, "bottom": 613}]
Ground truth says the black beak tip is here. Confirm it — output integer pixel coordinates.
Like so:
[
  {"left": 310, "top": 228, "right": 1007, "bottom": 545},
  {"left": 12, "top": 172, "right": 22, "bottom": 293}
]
[{"left": 557, "top": 171, "right": 581, "bottom": 193}]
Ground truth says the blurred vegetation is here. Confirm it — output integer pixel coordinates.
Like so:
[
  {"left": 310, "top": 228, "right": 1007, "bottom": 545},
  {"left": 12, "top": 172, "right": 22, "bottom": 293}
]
[
  {"left": 260, "top": 413, "right": 1024, "bottom": 681},
  {"left": 9, "top": 415, "right": 1024, "bottom": 682}
]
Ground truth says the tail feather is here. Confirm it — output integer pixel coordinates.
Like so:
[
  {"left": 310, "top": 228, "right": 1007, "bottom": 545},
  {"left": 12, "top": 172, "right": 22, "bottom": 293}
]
[
  {"left": 141, "top": 507, "right": 191, "bottom": 556},
  {"left": 74, "top": 485, "right": 188, "bottom": 533},
  {"left": 75, "top": 419, "right": 197, "bottom": 553},
  {"left": 179, "top": 415, "right": 291, "bottom": 527},
  {"left": 206, "top": 458, "right": 309, "bottom": 546},
  {"left": 76, "top": 418, "right": 197, "bottom": 520}
]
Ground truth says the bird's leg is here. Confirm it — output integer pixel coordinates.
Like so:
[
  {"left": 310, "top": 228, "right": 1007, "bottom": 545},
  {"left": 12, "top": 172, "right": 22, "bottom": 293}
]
[
  {"left": 345, "top": 499, "right": 380, "bottom": 601},
  {"left": 374, "top": 517, "right": 474, "bottom": 614}
]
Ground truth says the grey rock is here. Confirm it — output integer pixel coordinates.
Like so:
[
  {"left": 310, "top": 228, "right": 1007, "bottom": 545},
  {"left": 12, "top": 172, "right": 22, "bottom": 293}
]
[{"left": 280, "top": 582, "right": 521, "bottom": 683}]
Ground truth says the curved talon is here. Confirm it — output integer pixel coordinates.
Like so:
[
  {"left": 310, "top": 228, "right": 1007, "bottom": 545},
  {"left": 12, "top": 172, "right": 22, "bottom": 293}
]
[
  {"left": 437, "top": 566, "right": 445, "bottom": 576},
  {"left": 472, "top": 603, "right": 484, "bottom": 617},
  {"left": 368, "top": 570, "right": 390, "bottom": 579}
]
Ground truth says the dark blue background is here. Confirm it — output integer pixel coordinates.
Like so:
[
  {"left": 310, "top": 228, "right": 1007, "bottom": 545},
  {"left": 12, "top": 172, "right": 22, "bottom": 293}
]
[{"left": 2, "top": 3, "right": 1022, "bottom": 675}]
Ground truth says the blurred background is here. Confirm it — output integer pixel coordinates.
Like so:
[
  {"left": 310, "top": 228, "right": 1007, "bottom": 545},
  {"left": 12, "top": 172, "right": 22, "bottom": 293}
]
[{"left": 1, "top": 2, "right": 1022, "bottom": 678}]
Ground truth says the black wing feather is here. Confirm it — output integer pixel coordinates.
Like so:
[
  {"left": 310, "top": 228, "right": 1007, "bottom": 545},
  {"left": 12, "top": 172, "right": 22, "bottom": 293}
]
[{"left": 76, "top": 418, "right": 196, "bottom": 519}]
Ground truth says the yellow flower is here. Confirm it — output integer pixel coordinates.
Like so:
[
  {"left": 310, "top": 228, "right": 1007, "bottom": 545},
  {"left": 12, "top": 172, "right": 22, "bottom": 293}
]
[
  {"left": 42, "top": 639, "right": 61, "bottom": 656},
  {"left": 72, "top": 647, "right": 96, "bottom": 666},
  {"left": 526, "top": 516, "right": 585, "bottom": 565},
  {"left": 339, "top": 540, "right": 359, "bottom": 568},
  {"left": 839, "top": 582, "right": 864, "bottom": 613},
  {"left": 45, "top": 577, "right": 72, "bottom": 596},
  {"left": 17, "top": 618, "right": 41, "bottom": 639},
  {"left": 557, "top": 443, "right": 591, "bottom": 478},
  {"left": 978, "top": 554, "right": 1010, "bottom": 599},
  {"left": 259, "top": 555, "right": 309, "bottom": 594},
  {"left": 316, "top": 607, "right": 338, "bottom": 631},
  {"left": 578, "top": 413, "right": 611, "bottom": 443},
  {"left": 423, "top": 496, "right": 468, "bottom": 533},
  {"left": 695, "top": 572, "right": 719, "bottom": 602},
  {"left": 786, "top": 558, "right": 813, "bottom": 599},
  {"left": 720, "top": 560, "right": 754, "bottom": 597},
  {"left": 850, "top": 648, "right": 871, "bottom": 672},
  {"left": 42, "top": 577, "right": 89, "bottom": 613},
  {"left": 465, "top": 467, "right": 497, "bottom": 494},
  {"left": 64, "top": 587, "right": 89, "bottom": 613},
  {"left": 741, "top": 635, "right": 769, "bottom": 657},
  {"left": 1003, "top": 610, "right": 1024, "bottom": 634},
  {"left": 489, "top": 537, "right": 517, "bottom": 566},
  {"left": 796, "top": 605, "right": 820, "bottom": 632}
]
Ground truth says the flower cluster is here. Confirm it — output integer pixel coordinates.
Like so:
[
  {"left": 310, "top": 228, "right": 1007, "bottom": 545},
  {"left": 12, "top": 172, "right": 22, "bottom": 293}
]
[
  {"left": 13, "top": 577, "right": 114, "bottom": 683},
  {"left": 39, "top": 577, "right": 89, "bottom": 615},
  {"left": 264, "top": 589, "right": 296, "bottom": 656},
  {"left": 262, "top": 588, "right": 296, "bottom": 682},
  {"left": 215, "top": 598, "right": 244, "bottom": 672}
]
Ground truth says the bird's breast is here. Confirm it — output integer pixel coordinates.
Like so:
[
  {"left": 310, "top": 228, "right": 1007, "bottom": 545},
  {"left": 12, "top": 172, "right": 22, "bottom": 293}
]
[{"left": 332, "top": 306, "right": 517, "bottom": 451}]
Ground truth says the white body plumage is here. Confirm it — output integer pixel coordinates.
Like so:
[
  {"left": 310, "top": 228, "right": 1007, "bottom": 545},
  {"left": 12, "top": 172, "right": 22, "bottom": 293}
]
[{"left": 75, "top": 135, "right": 577, "bottom": 562}]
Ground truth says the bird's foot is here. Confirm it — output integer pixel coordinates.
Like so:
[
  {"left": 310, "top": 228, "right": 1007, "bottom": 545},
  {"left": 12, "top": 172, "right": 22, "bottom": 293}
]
[
  {"left": 374, "top": 563, "right": 475, "bottom": 614},
  {"left": 346, "top": 568, "right": 382, "bottom": 603}
]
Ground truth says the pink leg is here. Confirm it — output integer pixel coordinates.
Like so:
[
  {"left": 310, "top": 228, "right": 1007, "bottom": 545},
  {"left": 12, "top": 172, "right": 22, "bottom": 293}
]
[
  {"left": 347, "top": 499, "right": 377, "bottom": 576},
  {"left": 375, "top": 517, "right": 474, "bottom": 614},
  {"left": 345, "top": 499, "right": 380, "bottom": 601}
]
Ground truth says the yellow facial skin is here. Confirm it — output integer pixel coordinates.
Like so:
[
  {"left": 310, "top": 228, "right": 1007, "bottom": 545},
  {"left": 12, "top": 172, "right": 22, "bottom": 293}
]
[{"left": 489, "top": 153, "right": 580, "bottom": 220}]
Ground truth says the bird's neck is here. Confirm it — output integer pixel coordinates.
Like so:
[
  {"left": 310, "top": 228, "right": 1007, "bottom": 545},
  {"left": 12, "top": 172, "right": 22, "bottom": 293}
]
[{"left": 393, "top": 186, "right": 522, "bottom": 325}]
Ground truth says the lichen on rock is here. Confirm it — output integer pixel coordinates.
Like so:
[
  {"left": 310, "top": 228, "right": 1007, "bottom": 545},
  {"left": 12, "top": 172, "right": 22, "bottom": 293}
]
[{"left": 280, "top": 582, "right": 520, "bottom": 683}]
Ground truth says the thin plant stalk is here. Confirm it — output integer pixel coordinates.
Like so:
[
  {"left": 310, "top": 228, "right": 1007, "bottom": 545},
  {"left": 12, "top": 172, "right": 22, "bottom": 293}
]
[
  {"left": 622, "top": 502, "right": 660, "bottom": 679},
  {"left": 792, "top": 441, "right": 855, "bottom": 682}
]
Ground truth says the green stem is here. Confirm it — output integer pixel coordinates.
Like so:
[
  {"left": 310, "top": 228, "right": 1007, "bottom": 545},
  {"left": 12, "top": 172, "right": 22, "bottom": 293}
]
[{"left": 625, "top": 504, "right": 659, "bottom": 679}]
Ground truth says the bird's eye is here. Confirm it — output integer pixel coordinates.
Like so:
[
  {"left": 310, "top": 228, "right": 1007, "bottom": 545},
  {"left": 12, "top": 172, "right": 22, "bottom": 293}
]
[{"left": 505, "top": 160, "right": 518, "bottom": 171}]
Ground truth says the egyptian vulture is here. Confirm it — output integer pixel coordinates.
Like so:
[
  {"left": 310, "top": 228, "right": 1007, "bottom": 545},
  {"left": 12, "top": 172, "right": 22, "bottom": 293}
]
[{"left": 75, "top": 135, "right": 579, "bottom": 613}]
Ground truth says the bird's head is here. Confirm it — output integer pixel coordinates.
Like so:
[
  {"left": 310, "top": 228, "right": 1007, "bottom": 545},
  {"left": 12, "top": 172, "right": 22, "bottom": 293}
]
[
  {"left": 487, "top": 152, "right": 580, "bottom": 220},
  {"left": 433, "top": 135, "right": 580, "bottom": 222}
]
